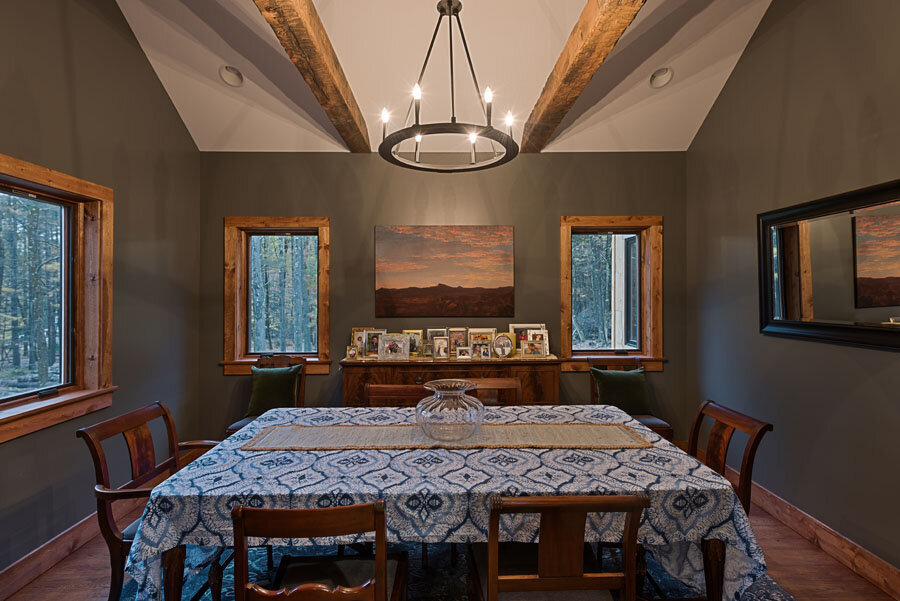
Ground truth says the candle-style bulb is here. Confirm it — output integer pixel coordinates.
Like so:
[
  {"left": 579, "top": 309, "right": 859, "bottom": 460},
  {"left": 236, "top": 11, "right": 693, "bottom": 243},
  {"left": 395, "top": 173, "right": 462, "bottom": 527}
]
[
  {"left": 468, "top": 132, "right": 477, "bottom": 144},
  {"left": 412, "top": 83, "right": 422, "bottom": 100},
  {"left": 505, "top": 111, "right": 514, "bottom": 127},
  {"left": 415, "top": 134, "right": 422, "bottom": 143},
  {"left": 381, "top": 108, "right": 390, "bottom": 123},
  {"left": 484, "top": 87, "right": 493, "bottom": 104}
]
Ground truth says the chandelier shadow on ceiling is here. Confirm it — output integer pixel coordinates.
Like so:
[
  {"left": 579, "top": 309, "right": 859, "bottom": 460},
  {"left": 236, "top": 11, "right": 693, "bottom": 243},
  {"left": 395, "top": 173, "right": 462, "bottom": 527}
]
[{"left": 377, "top": 0, "right": 519, "bottom": 173}]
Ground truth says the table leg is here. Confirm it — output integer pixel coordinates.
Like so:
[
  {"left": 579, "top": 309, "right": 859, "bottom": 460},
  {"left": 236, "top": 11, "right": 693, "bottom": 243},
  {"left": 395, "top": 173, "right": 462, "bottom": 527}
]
[
  {"left": 162, "top": 545, "right": 185, "bottom": 601},
  {"left": 701, "top": 538, "right": 725, "bottom": 601}
]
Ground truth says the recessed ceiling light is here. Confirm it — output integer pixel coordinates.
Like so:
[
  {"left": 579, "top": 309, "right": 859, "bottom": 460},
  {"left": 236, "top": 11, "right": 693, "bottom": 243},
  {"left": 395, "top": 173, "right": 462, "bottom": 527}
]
[
  {"left": 219, "top": 65, "right": 244, "bottom": 87},
  {"left": 649, "top": 67, "right": 674, "bottom": 89}
]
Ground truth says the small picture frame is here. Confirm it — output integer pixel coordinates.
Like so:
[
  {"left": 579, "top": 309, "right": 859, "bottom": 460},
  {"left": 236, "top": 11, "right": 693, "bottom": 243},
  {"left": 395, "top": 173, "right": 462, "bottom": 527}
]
[
  {"left": 378, "top": 333, "right": 410, "bottom": 361},
  {"left": 426, "top": 328, "right": 448, "bottom": 345},
  {"left": 455, "top": 346, "right": 473, "bottom": 359},
  {"left": 471, "top": 342, "right": 488, "bottom": 359},
  {"left": 477, "top": 344, "right": 492, "bottom": 360},
  {"left": 509, "top": 323, "right": 545, "bottom": 355},
  {"left": 364, "top": 329, "right": 387, "bottom": 357},
  {"left": 351, "top": 327, "right": 373, "bottom": 351},
  {"left": 448, "top": 327, "right": 468, "bottom": 353},
  {"left": 422, "top": 342, "right": 434, "bottom": 357},
  {"left": 527, "top": 329, "right": 550, "bottom": 356},
  {"left": 468, "top": 327, "right": 497, "bottom": 348},
  {"left": 492, "top": 332, "right": 514, "bottom": 358},
  {"left": 433, "top": 336, "right": 450, "bottom": 359},
  {"left": 403, "top": 329, "right": 423, "bottom": 355},
  {"left": 520, "top": 340, "right": 544, "bottom": 358},
  {"left": 345, "top": 346, "right": 359, "bottom": 360}
]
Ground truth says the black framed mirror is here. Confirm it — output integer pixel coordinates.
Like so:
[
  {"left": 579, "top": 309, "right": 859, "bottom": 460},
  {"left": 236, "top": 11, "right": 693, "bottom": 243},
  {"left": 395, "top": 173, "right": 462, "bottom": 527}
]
[{"left": 758, "top": 179, "right": 900, "bottom": 350}]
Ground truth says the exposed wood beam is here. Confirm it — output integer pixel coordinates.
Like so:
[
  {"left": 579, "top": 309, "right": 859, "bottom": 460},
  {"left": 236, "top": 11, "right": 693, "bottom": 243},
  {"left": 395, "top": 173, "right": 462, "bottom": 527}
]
[
  {"left": 253, "top": 0, "right": 371, "bottom": 152},
  {"left": 521, "top": 0, "right": 645, "bottom": 153}
]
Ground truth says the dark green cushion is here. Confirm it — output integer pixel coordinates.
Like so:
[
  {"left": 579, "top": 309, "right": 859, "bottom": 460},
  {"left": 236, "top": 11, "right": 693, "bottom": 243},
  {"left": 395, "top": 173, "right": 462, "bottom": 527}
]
[
  {"left": 589, "top": 366, "right": 651, "bottom": 415},
  {"left": 246, "top": 364, "right": 301, "bottom": 417}
]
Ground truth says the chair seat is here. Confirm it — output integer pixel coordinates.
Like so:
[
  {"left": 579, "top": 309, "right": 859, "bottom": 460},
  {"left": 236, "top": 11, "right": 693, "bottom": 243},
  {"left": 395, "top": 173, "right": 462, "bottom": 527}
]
[
  {"left": 633, "top": 414, "right": 674, "bottom": 440},
  {"left": 273, "top": 553, "right": 405, "bottom": 600},
  {"left": 121, "top": 518, "right": 141, "bottom": 543},
  {"left": 469, "top": 543, "right": 612, "bottom": 601},
  {"left": 225, "top": 416, "right": 256, "bottom": 436}
]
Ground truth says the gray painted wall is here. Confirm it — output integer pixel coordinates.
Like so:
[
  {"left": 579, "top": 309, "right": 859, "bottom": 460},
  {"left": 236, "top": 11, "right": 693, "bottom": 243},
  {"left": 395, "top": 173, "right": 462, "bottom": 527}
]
[
  {"left": 686, "top": 0, "right": 900, "bottom": 568},
  {"left": 0, "top": 0, "right": 202, "bottom": 570},
  {"left": 197, "top": 152, "right": 688, "bottom": 437}
]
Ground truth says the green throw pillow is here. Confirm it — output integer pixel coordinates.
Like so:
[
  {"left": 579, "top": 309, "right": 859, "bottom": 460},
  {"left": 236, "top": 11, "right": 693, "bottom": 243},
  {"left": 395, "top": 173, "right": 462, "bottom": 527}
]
[
  {"left": 589, "top": 366, "right": 651, "bottom": 415},
  {"left": 246, "top": 364, "right": 302, "bottom": 417}
]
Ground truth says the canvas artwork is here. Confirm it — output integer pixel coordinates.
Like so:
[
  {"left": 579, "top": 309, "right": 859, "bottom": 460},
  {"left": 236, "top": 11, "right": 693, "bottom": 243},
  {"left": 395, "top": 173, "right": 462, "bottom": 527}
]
[
  {"left": 374, "top": 225, "right": 514, "bottom": 317},
  {"left": 854, "top": 214, "right": 900, "bottom": 308}
]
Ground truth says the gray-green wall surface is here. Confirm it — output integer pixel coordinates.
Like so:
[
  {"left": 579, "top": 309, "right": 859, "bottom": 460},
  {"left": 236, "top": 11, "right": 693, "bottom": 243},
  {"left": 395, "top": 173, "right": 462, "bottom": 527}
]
[
  {"left": 0, "top": 0, "right": 202, "bottom": 570},
  {"left": 686, "top": 0, "right": 900, "bottom": 569}
]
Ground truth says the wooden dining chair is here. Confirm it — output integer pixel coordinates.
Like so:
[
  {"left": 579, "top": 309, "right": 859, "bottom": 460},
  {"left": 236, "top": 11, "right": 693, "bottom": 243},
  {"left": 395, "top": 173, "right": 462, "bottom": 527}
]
[
  {"left": 76, "top": 402, "right": 221, "bottom": 601},
  {"left": 231, "top": 501, "right": 408, "bottom": 601},
  {"left": 226, "top": 355, "right": 307, "bottom": 435},
  {"left": 468, "top": 494, "right": 650, "bottom": 601},
  {"left": 688, "top": 400, "right": 774, "bottom": 513},
  {"left": 361, "top": 378, "right": 522, "bottom": 407}
]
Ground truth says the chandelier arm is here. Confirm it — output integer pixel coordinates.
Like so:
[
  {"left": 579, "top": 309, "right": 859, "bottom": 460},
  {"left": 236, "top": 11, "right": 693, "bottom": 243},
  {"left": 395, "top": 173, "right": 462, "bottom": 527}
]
[
  {"left": 448, "top": 0, "right": 456, "bottom": 123},
  {"left": 455, "top": 13, "right": 499, "bottom": 154},
  {"left": 404, "top": 13, "right": 445, "bottom": 127}
]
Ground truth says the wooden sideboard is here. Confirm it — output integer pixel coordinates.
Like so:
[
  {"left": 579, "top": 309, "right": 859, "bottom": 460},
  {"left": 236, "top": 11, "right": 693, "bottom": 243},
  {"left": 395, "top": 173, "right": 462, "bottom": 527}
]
[{"left": 340, "top": 357, "right": 562, "bottom": 406}]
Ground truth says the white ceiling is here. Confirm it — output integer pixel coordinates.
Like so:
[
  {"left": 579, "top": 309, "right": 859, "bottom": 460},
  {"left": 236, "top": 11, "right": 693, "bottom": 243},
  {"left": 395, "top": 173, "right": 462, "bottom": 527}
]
[{"left": 116, "top": 0, "right": 771, "bottom": 153}]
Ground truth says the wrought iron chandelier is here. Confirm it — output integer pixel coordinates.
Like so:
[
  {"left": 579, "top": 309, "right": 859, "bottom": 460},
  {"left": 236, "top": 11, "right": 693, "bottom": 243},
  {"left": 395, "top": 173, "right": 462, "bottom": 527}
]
[{"left": 377, "top": 0, "right": 519, "bottom": 173}]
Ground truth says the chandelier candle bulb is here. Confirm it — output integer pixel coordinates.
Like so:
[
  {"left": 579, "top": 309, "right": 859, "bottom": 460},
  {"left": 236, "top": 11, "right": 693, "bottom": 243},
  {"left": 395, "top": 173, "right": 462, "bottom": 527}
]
[
  {"left": 414, "top": 133, "right": 422, "bottom": 163},
  {"left": 413, "top": 83, "right": 422, "bottom": 125},
  {"left": 469, "top": 132, "right": 477, "bottom": 164},
  {"left": 381, "top": 107, "right": 390, "bottom": 141},
  {"left": 484, "top": 87, "right": 493, "bottom": 126},
  {"left": 505, "top": 111, "right": 514, "bottom": 136}
]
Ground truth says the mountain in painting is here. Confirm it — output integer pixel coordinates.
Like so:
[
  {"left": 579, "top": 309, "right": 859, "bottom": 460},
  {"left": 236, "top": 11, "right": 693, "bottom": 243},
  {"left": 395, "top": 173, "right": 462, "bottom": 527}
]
[{"left": 375, "top": 283, "right": 514, "bottom": 317}]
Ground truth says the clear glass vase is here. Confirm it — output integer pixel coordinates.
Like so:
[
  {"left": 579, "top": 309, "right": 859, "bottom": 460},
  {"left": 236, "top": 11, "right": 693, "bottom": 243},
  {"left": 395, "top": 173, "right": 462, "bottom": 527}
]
[{"left": 415, "top": 379, "right": 485, "bottom": 441}]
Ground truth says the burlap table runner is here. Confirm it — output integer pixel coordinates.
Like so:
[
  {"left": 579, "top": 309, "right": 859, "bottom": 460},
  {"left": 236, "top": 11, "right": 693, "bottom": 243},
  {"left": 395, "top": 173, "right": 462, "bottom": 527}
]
[{"left": 242, "top": 422, "right": 651, "bottom": 451}]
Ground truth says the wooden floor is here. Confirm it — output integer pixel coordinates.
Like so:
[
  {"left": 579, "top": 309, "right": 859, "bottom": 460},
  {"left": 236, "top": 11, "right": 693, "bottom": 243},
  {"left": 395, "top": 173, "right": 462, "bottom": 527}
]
[{"left": 8, "top": 503, "right": 894, "bottom": 601}]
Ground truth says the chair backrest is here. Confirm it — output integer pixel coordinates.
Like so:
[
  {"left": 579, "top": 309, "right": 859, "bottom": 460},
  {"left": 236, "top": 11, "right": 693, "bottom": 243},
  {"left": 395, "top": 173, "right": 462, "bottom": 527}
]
[
  {"left": 687, "top": 400, "right": 773, "bottom": 513},
  {"left": 362, "top": 379, "right": 523, "bottom": 407},
  {"left": 488, "top": 494, "right": 650, "bottom": 601},
  {"left": 587, "top": 357, "right": 641, "bottom": 404},
  {"left": 76, "top": 402, "right": 181, "bottom": 541},
  {"left": 256, "top": 355, "right": 307, "bottom": 407},
  {"left": 232, "top": 502, "right": 388, "bottom": 601}
]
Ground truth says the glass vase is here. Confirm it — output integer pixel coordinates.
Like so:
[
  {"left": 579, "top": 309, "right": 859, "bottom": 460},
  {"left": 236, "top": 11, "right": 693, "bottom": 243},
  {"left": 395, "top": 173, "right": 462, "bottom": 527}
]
[{"left": 415, "top": 379, "right": 485, "bottom": 441}]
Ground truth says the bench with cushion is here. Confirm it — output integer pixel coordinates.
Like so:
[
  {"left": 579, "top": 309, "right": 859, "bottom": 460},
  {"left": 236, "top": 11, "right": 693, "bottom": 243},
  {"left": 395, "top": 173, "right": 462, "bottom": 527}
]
[
  {"left": 588, "top": 357, "right": 674, "bottom": 441},
  {"left": 226, "top": 355, "right": 306, "bottom": 436}
]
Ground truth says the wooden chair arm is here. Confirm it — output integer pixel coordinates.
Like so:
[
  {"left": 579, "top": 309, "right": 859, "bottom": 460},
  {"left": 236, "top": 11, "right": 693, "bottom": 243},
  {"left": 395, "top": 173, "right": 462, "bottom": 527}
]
[
  {"left": 178, "top": 440, "right": 221, "bottom": 452},
  {"left": 94, "top": 485, "right": 155, "bottom": 501}
]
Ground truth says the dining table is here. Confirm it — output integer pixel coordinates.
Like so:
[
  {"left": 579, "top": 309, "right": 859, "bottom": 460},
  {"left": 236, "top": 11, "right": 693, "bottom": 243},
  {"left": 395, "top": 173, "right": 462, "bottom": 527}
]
[{"left": 125, "top": 404, "right": 767, "bottom": 601}]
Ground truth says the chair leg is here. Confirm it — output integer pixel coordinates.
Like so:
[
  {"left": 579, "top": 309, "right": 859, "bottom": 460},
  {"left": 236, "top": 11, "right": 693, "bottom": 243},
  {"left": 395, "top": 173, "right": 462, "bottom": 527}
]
[
  {"left": 421, "top": 543, "right": 428, "bottom": 569},
  {"left": 208, "top": 557, "right": 223, "bottom": 601},
  {"left": 450, "top": 543, "right": 457, "bottom": 567},
  {"left": 337, "top": 544, "right": 345, "bottom": 556},
  {"left": 107, "top": 547, "right": 126, "bottom": 601},
  {"left": 266, "top": 545, "right": 274, "bottom": 571}
]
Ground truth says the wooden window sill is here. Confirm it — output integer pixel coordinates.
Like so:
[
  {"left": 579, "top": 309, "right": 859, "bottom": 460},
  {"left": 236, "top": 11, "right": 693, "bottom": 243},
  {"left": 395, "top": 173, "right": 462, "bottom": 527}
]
[
  {"left": 561, "top": 356, "right": 667, "bottom": 372},
  {"left": 220, "top": 358, "right": 331, "bottom": 375},
  {"left": 0, "top": 386, "right": 117, "bottom": 444}
]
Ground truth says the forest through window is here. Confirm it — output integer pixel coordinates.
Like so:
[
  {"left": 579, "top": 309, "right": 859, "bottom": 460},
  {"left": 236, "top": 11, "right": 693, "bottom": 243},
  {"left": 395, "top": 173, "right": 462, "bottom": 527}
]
[
  {"left": 248, "top": 233, "right": 318, "bottom": 354},
  {"left": 571, "top": 232, "right": 640, "bottom": 351},
  {"left": 0, "top": 188, "right": 69, "bottom": 401}
]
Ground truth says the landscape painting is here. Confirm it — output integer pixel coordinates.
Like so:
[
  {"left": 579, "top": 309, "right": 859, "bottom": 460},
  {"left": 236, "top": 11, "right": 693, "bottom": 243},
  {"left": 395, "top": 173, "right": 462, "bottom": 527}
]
[
  {"left": 375, "top": 225, "right": 514, "bottom": 317},
  {"left": 854, "top": 214, "right": 900, "bottom": 308}
]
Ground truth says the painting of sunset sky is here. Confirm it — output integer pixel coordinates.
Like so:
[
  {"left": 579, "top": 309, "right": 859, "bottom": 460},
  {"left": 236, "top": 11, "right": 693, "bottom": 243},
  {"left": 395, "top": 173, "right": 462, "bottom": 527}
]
[
  {"left": 375, "top": 225, "right": 514, "bottom": 317},
  {"left": 854, "top": 214, "right": 900, "bottom": 308}
]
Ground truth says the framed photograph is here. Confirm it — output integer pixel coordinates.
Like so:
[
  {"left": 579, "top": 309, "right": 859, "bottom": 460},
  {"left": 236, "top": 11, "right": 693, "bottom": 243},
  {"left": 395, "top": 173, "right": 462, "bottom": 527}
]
[
  {"left": 509, "top": 323, "right": 545, "bottom": 355},
  {"left": 403, "top": 329, "right": 423, "bottom": 355},
  {"left": 448, "top": 327, "right": 468, "bottom": 353},
  {"left": 468, "top": 327, "right": 497, "bottom": 347},
  {"left": 422, "top": 342, "right": 434, "bottom": 357},
  {"left": 455, "top": 346, "right": 472, "bottom": 359},
  {"left": 426, "top": 328, "right": 448, "bottom": 345},
  {"left": 364, "top": 329, "right": 387, "bottom": 357},
  {"left": 378, "top": 333, "right": 410, "bottom": 360},
  {"left": 375, "top": 225, "right": 514, "bottom": 317},
  {"left": 345, "top": 346, "right": 359, "bottom": 360},
  {"left": 471, "top": 342, "right": 489, "bottom": 359},
  {"left": 433, "top": 336, "right": 450, "bottom": 359},
  {"left": 492, "top": 332, "right": 514, "bottom": 358},
  {"left": 351, "top": 327, "right": 372, "bottom": 350},
  {"left": 527, "top": 329, "right": 550, "bottom": 356},
  {"left": 477, "top": 344, "right": 492, "bottom": 360},
  {"left": 520, "top": 340, "right": 544, "bottom": 358}
]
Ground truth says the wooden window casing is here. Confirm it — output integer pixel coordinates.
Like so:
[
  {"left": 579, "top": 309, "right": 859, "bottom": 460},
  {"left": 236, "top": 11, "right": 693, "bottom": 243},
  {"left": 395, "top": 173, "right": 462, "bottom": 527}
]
[
  {"left": 560, "top": 216, "right": 664, "bottom": 373},
  {"left": 222, "top": 217, "right": 330, "bottom": 375},
  {"left": 0, "top": 154, "right": 115, "bottom": 443}
]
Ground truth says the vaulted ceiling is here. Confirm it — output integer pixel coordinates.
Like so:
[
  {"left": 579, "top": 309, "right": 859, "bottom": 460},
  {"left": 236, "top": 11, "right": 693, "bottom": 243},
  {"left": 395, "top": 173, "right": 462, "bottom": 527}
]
[{"left": 116, "top": 0, "right": 771, "bottom": 153}]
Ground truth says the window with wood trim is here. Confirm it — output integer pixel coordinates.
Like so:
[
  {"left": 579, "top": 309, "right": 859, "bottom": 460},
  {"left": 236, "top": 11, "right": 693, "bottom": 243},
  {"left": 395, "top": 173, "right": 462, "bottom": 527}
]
[
  {"left": 0, "top": 153, "right": 115, "bottom": 443},
  {"left": 560, "top": 216, "right": 663, "bottom": 371},
  {"left": 222, "top": 217, "right": 330, "bottom": 375}
]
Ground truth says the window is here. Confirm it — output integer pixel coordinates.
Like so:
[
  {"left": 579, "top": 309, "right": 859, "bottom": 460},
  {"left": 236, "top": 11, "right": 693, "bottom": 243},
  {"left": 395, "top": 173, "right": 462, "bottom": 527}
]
[
  {"left": 223, "top": 217, "right": 330, "bottom": 375},
  {"left": 0, "top": 153, "right": 115, "bottom": 444},
  {"left": 560, "top": 216, "right": 663, "bottom": 371},
  {"left": 0, "top": 188, "right": 71, "bottom": 401}
]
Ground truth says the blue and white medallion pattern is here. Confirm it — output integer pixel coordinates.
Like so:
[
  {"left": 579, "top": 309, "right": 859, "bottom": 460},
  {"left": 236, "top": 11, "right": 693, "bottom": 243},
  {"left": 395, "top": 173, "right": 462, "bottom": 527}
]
[{"left": 125, "top": 405, "right": 766, "bottom": 601}]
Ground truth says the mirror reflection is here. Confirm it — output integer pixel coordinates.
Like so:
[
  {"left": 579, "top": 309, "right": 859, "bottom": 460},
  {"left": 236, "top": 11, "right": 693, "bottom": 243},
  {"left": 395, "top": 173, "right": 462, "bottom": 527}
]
[{"left": 769, "top": 200, "right": 900, "bottom": 326}]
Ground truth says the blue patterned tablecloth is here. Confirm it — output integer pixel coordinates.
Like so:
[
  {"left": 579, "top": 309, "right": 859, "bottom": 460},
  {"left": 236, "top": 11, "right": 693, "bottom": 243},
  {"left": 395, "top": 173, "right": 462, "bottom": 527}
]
[{"left": 125, "top": 405, "right": 765, "bottom": 601}]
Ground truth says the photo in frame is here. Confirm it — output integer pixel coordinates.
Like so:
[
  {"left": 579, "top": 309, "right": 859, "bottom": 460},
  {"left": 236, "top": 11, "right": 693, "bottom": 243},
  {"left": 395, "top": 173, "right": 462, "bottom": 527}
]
[
  {"left": 345, "top": 346, "right": 358, "bottom": 360},
  {"left": 468, "top": 327, "right": 497, "bottom": 348},
  {"left": 527, "top": 329, "right": 550, "bottom": 356},
  {"left": 448, "top": 327, "right": 468, "bottom": 353},
  {"left": 455, "top": 346, "right": 472, "bottom": 359},
  {"left": 403, "top": 329, "right": 423, "bottom": 355},
  {"left": 364, "top": 329, "right": 387, "bottom": 357},
  {"left": 433, "top": 336, "right": 450, "bottom": 359},
  {"left": 520, "top": 340, "right": 544, "bottom": 358},
  {"left": 351, "top": 327, "right": 372, "bottom": 351},
  {"left": 374, "top": 225, "right": 514, "bottom": 317},
  {"left": 426, "top": 328, "right": 448, "bottom": 346},
  {"left": 492, "top": 332, "right": 514, "bottom": 358},
  {"left": 509, "top": 323, "right": 545, "bottom": 355},
  {"left": 378, "top": 333, "right": 410, "bottom": 360}
]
